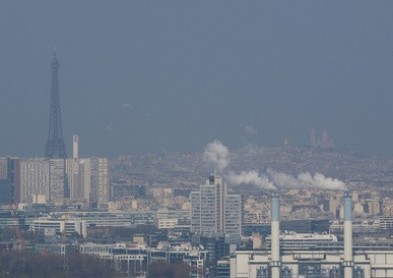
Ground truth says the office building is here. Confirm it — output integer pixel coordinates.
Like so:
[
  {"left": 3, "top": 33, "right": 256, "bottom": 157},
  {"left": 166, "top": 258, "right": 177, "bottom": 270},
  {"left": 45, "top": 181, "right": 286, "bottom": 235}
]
[
  {"left": 64, "top": 136, "right": 110, "bottom": 207},
  {"left": 191, "top": 175, "right": 224, "bottom": 234},
  {"left": 49, "top": 158, "right": 67, "bottom": 202},
  {"left": 217, "top": 259, "right": 231, "bottom": 278},
  {"left": 32, "top": 216, "right": 87, "bottom": 238},
  {"left": 19, "top": 158, "right": 50, "bottom": 204},
  {"left": 224, "top": 194, "right": 242, "bottom": 237},
  {"left": 191, "top": 175, "right": 241, "bottom": 237},
  {"left": 19, "top": 158, "right": 70, "bottom": 204},
  {"left": 66, "top": 157, "right": 110, "bottom": 208},
  {"left": 0, "top": 158, "right": 19, "bottom": 205},
  {"left": 190, "top": 191, "right": 201, "bottom": 232},
  {"left": 78, "top": 242, "right": 209, "bottom": 277},
  {"left": 89, "top": 158, "right": 110, "bottom": 208}
]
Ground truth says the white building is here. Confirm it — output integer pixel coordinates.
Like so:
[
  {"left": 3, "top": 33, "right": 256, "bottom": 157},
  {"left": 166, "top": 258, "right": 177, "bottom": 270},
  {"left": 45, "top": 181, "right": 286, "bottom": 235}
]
[
  {"left": 190, "top": 175, "right": 241, "bottom": 238},
  {"left": 190, "top": 191, "right": 201, "bottom": 232},
  {"left": 224, "top": 194, "right": 242, "bottom": 236},
  {"left": 19, "top": 158, "right": 49, "bottom": 203},
  {"left": 79, "top": 242, "right": 208, "bottom": 278},
  {"left": 156, "top": 218, "right": 178, "bottom": 229},
  {"left": 66, "top": 158, "right": 89, "bottom": 202},
  {"left": 191, "top": 175, "right": 224, "bottom": 234},
  {"left": 20, "top": 158, "right": 67, "bottom": 204},
  {"left": 65, "top": 136, "right": 110, "bottom": 207},
  {"left": 231, "top": 247, "right": 393, "bottom": 278},
  {"left": 200, "top": 183, "right": 220, "bottom": 233},
  {"left": 31, "top": 216, "right": 87, "bottom": 238},
  {"left": 90, "top": 158, "right": 110, "bottom": 208},
  {"left": 66, "top": 157, "right": 110, "bottom": 208},
  {"left": 49, "top": 158, "right": 67, "bottom": 203}
]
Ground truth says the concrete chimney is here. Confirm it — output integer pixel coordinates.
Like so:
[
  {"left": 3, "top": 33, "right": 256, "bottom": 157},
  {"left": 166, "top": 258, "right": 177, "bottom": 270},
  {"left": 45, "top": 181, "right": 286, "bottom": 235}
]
[
  {"left": 72, "top": 135, "right": 79, "bottom": 160},
  {"left": 343, "top": 191, "right": 353, "bottom": 278},
  {"left": 270, "top": 192, "right": 280, "bottom": 278}
]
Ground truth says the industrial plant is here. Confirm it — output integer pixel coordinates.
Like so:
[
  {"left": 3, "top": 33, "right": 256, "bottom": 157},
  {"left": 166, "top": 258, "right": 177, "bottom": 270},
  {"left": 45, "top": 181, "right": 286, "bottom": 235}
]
[{"left": 231, "top": 192, "right": 393, "bottom": 278}]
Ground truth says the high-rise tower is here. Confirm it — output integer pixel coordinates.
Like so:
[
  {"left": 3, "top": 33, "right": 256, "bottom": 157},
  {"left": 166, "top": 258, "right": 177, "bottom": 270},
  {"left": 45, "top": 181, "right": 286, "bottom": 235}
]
[
  {"left": 190, "top": 174, "right": 241, "bottom": 239},
  {"left": 45, "top": 50, "right": 67, "bottom": 158}
]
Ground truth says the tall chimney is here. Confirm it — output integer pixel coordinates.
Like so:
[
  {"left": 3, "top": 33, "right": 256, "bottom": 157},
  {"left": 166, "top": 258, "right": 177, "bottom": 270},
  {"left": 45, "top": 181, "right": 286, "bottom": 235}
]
[
  {"left": 270, "top": 192, "right": 280, "bottom": 278},
  {"left": 343, "top": 191, "right": 353, "bottom": 278},
  {"left": 72, "top": 135, "right": 79, "bottom": 160}
]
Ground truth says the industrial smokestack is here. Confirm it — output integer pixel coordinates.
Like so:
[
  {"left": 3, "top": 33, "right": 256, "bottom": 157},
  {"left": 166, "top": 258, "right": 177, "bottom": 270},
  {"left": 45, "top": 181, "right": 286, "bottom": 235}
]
[
  {"left": 343, "top": 191, "right": 353, "bottom": 278},
  {"left": 270, "top": 192, "right": 280, "bottom": 278}
]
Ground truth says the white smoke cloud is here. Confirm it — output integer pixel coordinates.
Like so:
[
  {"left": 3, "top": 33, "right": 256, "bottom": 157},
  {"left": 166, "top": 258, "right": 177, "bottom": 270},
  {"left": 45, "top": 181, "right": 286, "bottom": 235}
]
[
  {"left": 227, "top": 170, "right": 276, "bottom": 190},
  {"left": 297, "top": 172, "right": 347, "bottom": 191},
  {"left": 267, "top": 169, "right": 347, "bottom": 191},
  {"left": 203, "top": 140, "right": 230, "bottom": 173},
  {"left": 267, "top": 169, "right": 301, "bottom": 188},
  {"left": 202, "top": 141, "right": 346, "bottom": 191},
  {"left": 203, "top": 141, "right": 275, "bottom": 190}
]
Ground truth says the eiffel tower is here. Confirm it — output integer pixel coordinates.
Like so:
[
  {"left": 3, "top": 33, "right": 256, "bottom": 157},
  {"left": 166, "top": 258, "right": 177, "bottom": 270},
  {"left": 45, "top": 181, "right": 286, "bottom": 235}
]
[{"left": 45, "top": 50, "right": 67, "bottom": 158}]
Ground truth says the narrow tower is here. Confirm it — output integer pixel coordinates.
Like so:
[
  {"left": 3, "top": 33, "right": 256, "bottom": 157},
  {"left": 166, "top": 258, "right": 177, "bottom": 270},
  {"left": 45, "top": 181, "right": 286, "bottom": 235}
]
[
  {"left": 72, "top": 135, "right": 79, "bottom": 160},
  {"left": 343, "top": 192, "right": 353, "bottom": 278},
  {"left": 45, "top": 50, "right": 67, "bottom": 158},
  {"left": 270, "top": 192, "right": 281, "bottom": 278}
]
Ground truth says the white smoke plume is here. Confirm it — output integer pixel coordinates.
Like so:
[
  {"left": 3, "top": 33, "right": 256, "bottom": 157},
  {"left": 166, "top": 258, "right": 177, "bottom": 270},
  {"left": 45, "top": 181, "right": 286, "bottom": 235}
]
[
  {"left": 203, "top": 140, "right": 230, "bottom": 173},
  {"left": 267, "top": 169, "right": 301, "bottom": 188},
  {"left": 297, "top": 172, "right": 347, "bottom": 191},
  {"left": 202, "top": 141, "right": 346, "bottom": 191},
  {"left": 267, "top": 169, "right": 347, "bottom": 191},
  {"left": 227, "top": 170, "right": 276, "bottom": 190}
]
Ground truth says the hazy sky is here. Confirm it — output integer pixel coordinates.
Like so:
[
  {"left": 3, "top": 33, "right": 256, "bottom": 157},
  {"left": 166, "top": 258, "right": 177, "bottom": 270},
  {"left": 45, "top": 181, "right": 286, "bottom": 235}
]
[{"left": 1, "top": 1, "right": 393, "bottom": 157}]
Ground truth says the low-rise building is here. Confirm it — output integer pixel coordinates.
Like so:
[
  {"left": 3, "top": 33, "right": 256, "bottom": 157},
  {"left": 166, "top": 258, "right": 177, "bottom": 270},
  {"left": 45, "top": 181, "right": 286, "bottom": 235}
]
[{"left": 31, "top": 217, "right": 87, "bottom": 238}]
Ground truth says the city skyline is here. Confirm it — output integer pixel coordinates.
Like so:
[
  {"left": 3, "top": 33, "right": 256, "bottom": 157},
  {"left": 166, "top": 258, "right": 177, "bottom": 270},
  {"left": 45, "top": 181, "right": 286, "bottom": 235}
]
[{"left": 1, "top": 2, "right": 393, "bottom": 158}]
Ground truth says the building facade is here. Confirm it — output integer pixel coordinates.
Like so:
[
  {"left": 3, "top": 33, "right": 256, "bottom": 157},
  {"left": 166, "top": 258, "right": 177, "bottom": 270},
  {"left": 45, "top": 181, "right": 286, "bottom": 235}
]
[
  {"left": 231, "top": 247, "right": 393, "bottom": 278},
  {"left": 224, "top": 194, "right": 242, "bottom": 237},
  {"left": 89, "top": 158, "right": 110, "bottom": 208},
  {"left": 1, "top": 154, "right": 109, "bottom": 207},
  {"left": 49, "top": 159, "right": 67, "bottom": 203},
  {"left": 0, "top": 158, "right": 19, "bottom": 204},
  {"left": 19, "top": 158, "right": 50, "bottom": 204},
  {"left": 190, "top": 175, "right": 241, "bottom": 238},
  {"left": 32, "top": 217, "right": 87, "bottom": 238}
]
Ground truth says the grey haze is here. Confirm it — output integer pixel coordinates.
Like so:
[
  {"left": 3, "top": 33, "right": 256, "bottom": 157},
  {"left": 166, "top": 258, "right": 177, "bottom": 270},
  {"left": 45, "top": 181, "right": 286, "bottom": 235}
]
[{"left": 1, "top": 1, "right": 393, "bottom": 157}]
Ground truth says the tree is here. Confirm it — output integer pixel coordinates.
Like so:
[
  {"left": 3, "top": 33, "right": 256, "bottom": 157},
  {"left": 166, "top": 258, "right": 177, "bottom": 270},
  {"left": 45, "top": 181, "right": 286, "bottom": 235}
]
[
  {"left": 148, "top": 261, "right": 190, "bottom": 278},
  {"left": 0, "top": 250, "right": 118, "bottom": 278}
]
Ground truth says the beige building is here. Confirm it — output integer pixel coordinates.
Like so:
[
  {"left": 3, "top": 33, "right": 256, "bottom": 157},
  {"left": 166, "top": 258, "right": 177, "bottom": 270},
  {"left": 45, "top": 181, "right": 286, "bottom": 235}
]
[
  {"left": 67, "top": 157, "right": 109, "bottom": 208},
  {"left": 19, "top": 158, "right": 50, "bottom": 203}
]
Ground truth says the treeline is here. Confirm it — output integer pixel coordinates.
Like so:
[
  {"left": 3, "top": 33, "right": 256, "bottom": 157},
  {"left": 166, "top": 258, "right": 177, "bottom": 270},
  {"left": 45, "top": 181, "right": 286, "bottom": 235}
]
[
  {"left": 0, "top": 251, "right": 191, "bottom": 278},
  {"left": 0, "top": 251, "right": 118, "bottom": 278},
  {"left": 148, "top": 261, "right": 191, "bottom": 278}
]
